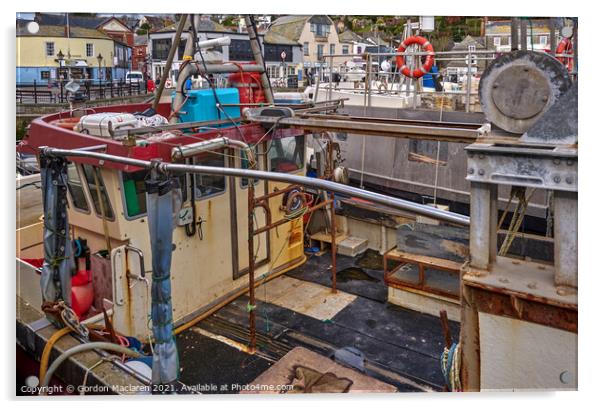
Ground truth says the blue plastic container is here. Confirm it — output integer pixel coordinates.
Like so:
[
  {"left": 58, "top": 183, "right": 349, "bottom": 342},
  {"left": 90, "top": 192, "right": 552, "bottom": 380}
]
[{"left": 172, "top": 88, "right": 241, "bottom": 124}]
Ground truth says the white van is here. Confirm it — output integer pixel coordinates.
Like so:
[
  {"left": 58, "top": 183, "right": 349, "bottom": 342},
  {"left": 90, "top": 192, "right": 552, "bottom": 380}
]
[{"left": 125, "top": 71, "right": 144, "bottom": 83}]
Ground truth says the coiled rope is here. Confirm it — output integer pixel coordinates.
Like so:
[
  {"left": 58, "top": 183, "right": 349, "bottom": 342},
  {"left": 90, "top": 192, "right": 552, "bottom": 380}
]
[{"left": 440, "top": 342, "right": 462, "bottom": 392}]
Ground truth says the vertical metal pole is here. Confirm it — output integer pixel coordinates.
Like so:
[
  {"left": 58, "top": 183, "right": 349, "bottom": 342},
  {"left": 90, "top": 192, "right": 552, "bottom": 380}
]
[
  {"left": 327, "top": 141, "right": 337, "bottom": 293},
  {"left": 572, "top": 18, "right": 578, "bottom": 75},
  {"left": 153, "top": 14, "right": 187, "bottom": 112},
  {"left": 511, "top": 18, "right": 519, "bottom": 51},
  {"left": 549, "top": 18, "right": 557, "bottom": 57},
  {"left": 245, "top": 15, "right": 274, "bottom": 104},
  {"left": 489, "top": 184, "right": 498, "bottom": 265},
  {"left": 469, "top": 182, "right": 491, "bottom": 270},
  {"left": 520, "top": 19, "right": 528, "bottom": 51},
  {"left": 248, "top": 181, "right": 257, "bottom": 353},
  {"left": 330, "top": 190, "right": 337, "bottom": 294},
  {"left": 328, "top": 54, "right": 333, "bottom": 101},
  {"left": 465, "top": 49, "right": 472, "bottom": 113},
  {"left": 34, "top": 80, "right": 37, "bottom": 104},
  {"left": 553, "top": 191, "right": 578, "bottom": 288},
  {"left": 367, "top": 54, "right": 372, "bottom": 108}
]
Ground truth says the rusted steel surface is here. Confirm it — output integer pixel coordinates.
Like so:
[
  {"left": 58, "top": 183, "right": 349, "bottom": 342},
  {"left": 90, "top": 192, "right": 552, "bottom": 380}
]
[
  {"left": 465, "top": 284, "right": 577, "bottom": 333},
  {"left": 460, "top": 284, "right": 481, "bottom": 392}
]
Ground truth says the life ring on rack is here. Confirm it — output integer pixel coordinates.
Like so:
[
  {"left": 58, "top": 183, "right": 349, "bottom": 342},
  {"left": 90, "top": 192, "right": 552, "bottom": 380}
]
[
  {"left": 396, "top": 35, "right": 435, "bottom": 79},
  {"left": 556, "top": 38, "right": 573, "bottom": 72}
]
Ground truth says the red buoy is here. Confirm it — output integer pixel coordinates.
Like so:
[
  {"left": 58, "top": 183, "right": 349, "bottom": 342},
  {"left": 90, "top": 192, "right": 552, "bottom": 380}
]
[{"left": 396, "top": 35, "right": 436, "bottom": 79}]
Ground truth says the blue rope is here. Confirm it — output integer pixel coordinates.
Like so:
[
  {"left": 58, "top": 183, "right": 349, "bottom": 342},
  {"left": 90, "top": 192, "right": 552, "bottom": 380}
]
[{"left": 440, "top": 342, "right": 458, "bottom": 391}]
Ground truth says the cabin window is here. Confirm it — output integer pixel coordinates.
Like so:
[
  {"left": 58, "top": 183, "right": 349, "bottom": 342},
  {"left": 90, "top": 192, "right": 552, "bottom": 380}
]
[
  {"left": 268, "top": 135, "right": 305, "bottom": 173},
  {"left": 193, "top": 152, "right": 226, "bottom": 198},
  {"left": 66, "top": 163, "right": 89, "bottom": 212},
  {"left": 241, "top": 145, "right": 260, "bottom": 188},
  {"left": 81, "top": 164, "right": 115, "bottom": 219},
  {"left": 408, "top": 140, "right": 448, "bottom": 166},
  {"left": 122, "top": 171, "right": 147, "bottom": 218}
]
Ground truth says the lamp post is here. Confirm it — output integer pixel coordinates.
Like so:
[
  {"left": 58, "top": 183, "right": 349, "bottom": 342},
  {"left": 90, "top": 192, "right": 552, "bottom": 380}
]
[
  {"left": 97, "top": 53, "right": 103, "bottom": 83},
  {"left": 56, "top": 49, "right": 64, "bottom": 79}
]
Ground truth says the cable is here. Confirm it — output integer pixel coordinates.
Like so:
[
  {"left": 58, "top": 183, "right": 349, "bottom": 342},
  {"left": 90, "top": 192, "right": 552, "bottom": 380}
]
[{"left": 39, "top": 342, "right": 142, "bottom": 394}]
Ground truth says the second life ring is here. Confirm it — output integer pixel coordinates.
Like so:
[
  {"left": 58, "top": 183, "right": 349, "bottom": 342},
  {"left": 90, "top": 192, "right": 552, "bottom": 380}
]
[
  {"left": 556, "top": 38, "right": 574, "bottom": 72},
  {"left": 396, "top": 35, "right": 435, "bottom": 79}
]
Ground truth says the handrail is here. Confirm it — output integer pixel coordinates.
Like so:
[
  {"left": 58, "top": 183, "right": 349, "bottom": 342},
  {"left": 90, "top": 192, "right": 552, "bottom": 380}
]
[{"left": 40, "top": 146, "right": 470, "bottom": 226}]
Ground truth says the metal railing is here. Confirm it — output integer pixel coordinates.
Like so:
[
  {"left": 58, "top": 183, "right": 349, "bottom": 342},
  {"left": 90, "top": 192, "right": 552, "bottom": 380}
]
[
  {"left": 16, "top": 79, "right": 150, "bottom": 104},
  {"left": 312, "top": 49, "right": 576, "bottom": 113}
]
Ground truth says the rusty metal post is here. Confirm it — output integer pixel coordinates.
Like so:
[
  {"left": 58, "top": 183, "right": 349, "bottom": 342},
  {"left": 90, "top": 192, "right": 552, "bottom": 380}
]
[
  {"left": 247, "top": 180, "right": 257, "bottom": 353},
  {"left": 459, "top": 284, "right": 480, "bottom": 391}
]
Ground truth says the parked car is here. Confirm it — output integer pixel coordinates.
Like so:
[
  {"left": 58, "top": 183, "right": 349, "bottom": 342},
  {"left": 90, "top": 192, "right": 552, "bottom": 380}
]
[
  {"left": 125, "top": 71, "right": 144, "bottom": 83},
  {"left": 343, "top": 67, "right": 366, "bottom": 82}
]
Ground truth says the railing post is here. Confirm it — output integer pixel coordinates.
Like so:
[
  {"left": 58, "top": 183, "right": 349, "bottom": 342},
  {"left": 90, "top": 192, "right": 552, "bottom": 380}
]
[
  {"left": 33, "top": 80, "right": 37, "bottom": 104},
  {"left": 60, "top": 80, "right": 64, "bottom": 103}
]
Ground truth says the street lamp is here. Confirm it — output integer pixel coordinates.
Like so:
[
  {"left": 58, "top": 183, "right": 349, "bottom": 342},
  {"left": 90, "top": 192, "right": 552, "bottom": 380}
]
[
  {"left": 97, "top": 53, "right": 103, "bottom": 82},
  {"left": 56, "top": 49, "right": 64, "bottom": 76}
]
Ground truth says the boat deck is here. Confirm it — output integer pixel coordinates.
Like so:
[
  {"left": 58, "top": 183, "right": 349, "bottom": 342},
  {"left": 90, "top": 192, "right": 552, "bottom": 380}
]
[{"left": 177, "top": 251, "right": 460, "bottom": 392}]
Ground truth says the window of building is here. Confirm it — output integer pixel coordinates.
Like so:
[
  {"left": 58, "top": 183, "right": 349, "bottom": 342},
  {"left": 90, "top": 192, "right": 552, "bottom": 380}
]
[
  {"left": 303, "top": 42, "right": 309, "bottom": 56},
  {"left": 81, "top": 164, "right": 114, "bottom": 219},
  {"left": 86, "top": 43, "right": 94, "bottom": 57},
  {"left": 193, "top": 152, "right": 226, "bottom": 198},
  {"left": 493, "top": 37, "right": 501, "bottom": 47},
  {"left": 342, "top": 45, "right": 349, "bottom": 55},
  {"left": 287, "top": 66, "right": 295, "bottom": 76},
  {"left": 152, "top": 38, "right": 172, "bottom": 60},
  {"left": 357, "top": 46, "right": 363, "bottom": 54},
  {"left": 66, "top": 163, "right": 89, "bottom": 212},
  {"left": 408, "top": 140, "right": 448, "bottom": 165},
  {"left": 40, "top": 71, "right": 50, "bottom": 80},
  {"left": 229, "top": 39, "right": 254, "bottom": 61},
  {"left": 329, "top": 43, "right": 336, "bottom": 55},
  {"left": 317, "top": 44, "right": 324, "bottom": 60},
  {"left": 121, "top": 171, "right": 147, "bottom": 218},
  {"left": 241, "top": 145, "right": 260, "bottom": 188},
  {"left": 539, "top": 35, "right": 548, "bottom": 45},
  {"left": 264, "top": 44, "right": 293, "bottom": 62},
  {"left": 269, "top": 135, "right": 305, "bottom": 173},
  {"left": 45, "top": 42, "right": 55, "bottom": 57},
  {"left": 311, "top": 23, "right": 330, "bottom": 37}
]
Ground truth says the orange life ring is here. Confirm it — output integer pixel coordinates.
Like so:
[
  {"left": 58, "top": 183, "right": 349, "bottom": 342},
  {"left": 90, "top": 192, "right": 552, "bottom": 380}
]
[
  {"left": 396, "top": 35, "right": 435, "bottom": 78},
  {"left": 556, "top": 38, "right": 573, "bottom": 72}
]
